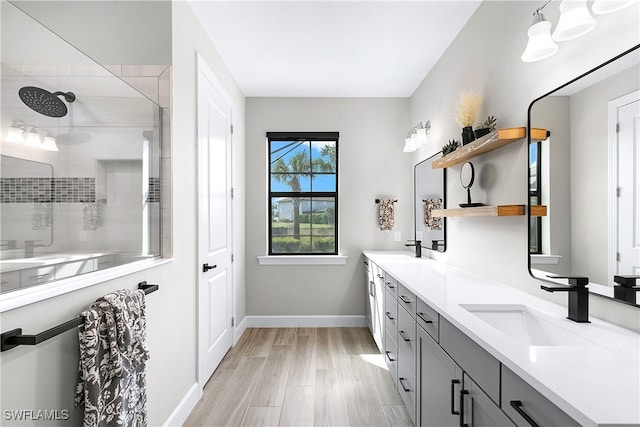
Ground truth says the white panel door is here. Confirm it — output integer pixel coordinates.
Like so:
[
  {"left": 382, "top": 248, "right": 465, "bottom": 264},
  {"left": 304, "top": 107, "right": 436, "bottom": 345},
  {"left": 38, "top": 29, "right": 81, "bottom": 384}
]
[
  {"left": 197, "top": 55, "right": 233, "bottom": 389},
  {"left": 617, "top": 96, "right": 640, "bottom": 276}
]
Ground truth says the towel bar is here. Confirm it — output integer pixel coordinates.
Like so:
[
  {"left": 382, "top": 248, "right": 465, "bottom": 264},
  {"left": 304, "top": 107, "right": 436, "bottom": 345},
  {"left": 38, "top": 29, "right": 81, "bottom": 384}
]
[
  {"left": 375, "top": 199, "right": 398, "bottom": 203},
  {"left": 1, "top": 281, "right": 158, "bottom": 352}
]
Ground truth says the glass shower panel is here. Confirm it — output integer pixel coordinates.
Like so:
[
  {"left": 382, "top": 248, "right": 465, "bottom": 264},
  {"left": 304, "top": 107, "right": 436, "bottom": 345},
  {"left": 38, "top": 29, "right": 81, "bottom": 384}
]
[{"left": 0, "top": 1, "right": 162, "bottom": 293}]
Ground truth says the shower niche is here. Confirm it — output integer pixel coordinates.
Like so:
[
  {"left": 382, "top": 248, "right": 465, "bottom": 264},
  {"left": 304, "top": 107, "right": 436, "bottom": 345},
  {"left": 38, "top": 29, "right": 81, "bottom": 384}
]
[{"left": 0, "top": 1, "right": 165, "bottom": 298}]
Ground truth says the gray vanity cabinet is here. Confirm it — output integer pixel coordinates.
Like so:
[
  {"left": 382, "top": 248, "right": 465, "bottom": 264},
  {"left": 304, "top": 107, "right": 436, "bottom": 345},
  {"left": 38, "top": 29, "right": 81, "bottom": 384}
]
[
  {"left": 419, "top": 310, "right": 508, "bottom": 427},
  {"left": 417, "top": 326, "right": 463, "bottom": 427},
  {"left": 501, "top": 365, "right": 580, "bottom": 427}
]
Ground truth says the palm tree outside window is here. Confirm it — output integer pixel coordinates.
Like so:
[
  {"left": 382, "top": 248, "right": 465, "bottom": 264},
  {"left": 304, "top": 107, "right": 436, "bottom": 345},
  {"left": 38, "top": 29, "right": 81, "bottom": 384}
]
[{"left": 268, "top": 132, "right": 338, "bottom": 255}]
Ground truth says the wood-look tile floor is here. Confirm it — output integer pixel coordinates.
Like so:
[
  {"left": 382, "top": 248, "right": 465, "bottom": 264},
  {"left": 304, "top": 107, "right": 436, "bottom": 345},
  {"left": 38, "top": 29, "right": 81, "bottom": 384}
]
[{"left": 184, "top": 327, "right": 413, "bottom": 427}]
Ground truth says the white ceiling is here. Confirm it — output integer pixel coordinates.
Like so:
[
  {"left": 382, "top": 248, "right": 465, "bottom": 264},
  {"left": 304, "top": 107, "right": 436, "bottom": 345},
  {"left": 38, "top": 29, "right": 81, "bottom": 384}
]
[{"left": 187, "top": 1, "right": 482, "bottom": 97}]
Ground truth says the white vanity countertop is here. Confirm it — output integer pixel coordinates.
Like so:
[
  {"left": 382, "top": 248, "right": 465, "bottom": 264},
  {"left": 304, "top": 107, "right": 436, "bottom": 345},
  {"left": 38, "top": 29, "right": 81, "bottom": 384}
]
[{"left": 363, "top": 250, "right": 640, "bottom": 426}]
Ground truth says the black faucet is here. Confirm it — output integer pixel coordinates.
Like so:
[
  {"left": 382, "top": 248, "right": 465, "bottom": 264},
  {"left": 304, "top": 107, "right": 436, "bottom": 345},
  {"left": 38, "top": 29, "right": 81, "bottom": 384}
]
[
  {"left": 541, "top": 276, "right": 590, "bottom": 323},
  {"left": 613, "top": 276, "right": 640, "bottom": 304},
  {"left": 405, "top": 240, "right": 422, "bottom": 258}
]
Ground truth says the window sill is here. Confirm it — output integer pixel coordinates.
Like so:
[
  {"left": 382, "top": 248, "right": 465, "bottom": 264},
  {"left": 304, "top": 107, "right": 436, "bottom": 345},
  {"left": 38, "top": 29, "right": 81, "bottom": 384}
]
[
  {"left": 530, "top": 254, "right": 562, "bottom": 265},
  {"left": 257, "top": 255, "right": 348, "bottom": 266}
]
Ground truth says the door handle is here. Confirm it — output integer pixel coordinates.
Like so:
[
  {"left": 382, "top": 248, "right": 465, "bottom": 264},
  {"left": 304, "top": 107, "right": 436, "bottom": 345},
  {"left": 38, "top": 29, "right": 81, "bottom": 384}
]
[
  {"left": 202, "top": 263, "right": 217, "bottom": 272},
  {"left": 510, "top": 401, "right": 540, "bottom": 427}
]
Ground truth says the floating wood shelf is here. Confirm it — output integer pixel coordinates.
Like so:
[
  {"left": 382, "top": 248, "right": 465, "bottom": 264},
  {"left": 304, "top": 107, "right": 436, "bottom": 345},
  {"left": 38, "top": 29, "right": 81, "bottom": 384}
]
[
  {"left": 531, "top": 205, "right": 548, "bottom": 217},
  {"left": 432, "top": 204, "right": 548, "bottom": 218},
  {"left": 432, "top": 205, "right": 525, "bottom": 218},
  {"left": 432, "top": 127, "right": 548, "bottom": 169}
]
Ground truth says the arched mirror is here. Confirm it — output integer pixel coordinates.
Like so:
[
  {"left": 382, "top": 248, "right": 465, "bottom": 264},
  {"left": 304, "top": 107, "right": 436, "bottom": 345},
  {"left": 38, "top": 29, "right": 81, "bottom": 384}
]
[
  {"left": 414, "top": 152, "right": 446, "bottom": 252},
  {"left": 528, "top": 44, "right": 640, "bottom": 307}
]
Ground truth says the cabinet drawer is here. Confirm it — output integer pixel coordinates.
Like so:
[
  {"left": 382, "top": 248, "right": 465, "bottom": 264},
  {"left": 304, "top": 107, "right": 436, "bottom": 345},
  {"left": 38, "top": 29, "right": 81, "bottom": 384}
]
[
  {"left": 384, "top": 274, "right": 398, "bottom": 299},
  {"left": 0, "top": 271, "right": 20, "bottom": 292},
  {"left": 397, "top": 306, "right": 417, "bottom": 374},
  {"left": 384, "top": 290, "right": 398, "bottom": 336},
  {"left": 397, "top": 283, "right": 417, "bottom": 318},
  {"left": 417, "top": 298, "right": 439, "bottom": 341},
  {"left": 502, "top": 365, "right": 580, "bottom": 427},
  {"left": 384, "top": 327, "right": 398, "bottom": 383},
  {"left": 398, "top": 358, "right": 417, "bottom": 424},
  {"left": 21, "top": 266, "right": 55, "bottom": 287},
  {"left": 439, "top": 317, "right": 500, "bottom": 404},
  {"left": 96, "top": 255, "right": 116, "bottom": 270}
]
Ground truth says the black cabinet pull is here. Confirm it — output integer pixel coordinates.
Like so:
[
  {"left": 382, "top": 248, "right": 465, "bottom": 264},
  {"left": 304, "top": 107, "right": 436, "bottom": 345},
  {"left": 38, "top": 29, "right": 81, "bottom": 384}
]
[
  {"left": 377, "top": 273, "right": 384, "bottom": 279},
  {"left": 510, "top": 401, "right": 540, "bottom": 427},
  {"left": 450, "top": 379, "right": 460, "bottom": 415},
  {"left": 417, "top": 312, "right": 433, "bottom": 324},
  {"left": 459, "top": 389, "right": 469, "bottom": 427},
  {"left": 399, "top": 295, "right": 412, "bottom": 304},
  {"left": 399, "top": 377, "right": 410, "bottom": 393},
  {"left": 385, "top": 350, "right": 395, "bottom": 362},
  {"left": 202, "top": 263, "right": 217, "bottom": 272},
  {"left": 385, "top": 312, "right": 395, "bottom": 320},
  {"left": 399, "top": 330, "right": 411, "bottom": 342},
  {"left": 386, "top": 281, "right": 395, "bottom": 289}
]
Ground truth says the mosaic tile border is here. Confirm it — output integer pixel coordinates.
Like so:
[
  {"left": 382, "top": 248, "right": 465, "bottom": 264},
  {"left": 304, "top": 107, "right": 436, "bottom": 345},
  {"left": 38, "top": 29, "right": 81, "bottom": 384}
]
[{"left": 0, "top": 177, "right": 161, "bottom": 204}]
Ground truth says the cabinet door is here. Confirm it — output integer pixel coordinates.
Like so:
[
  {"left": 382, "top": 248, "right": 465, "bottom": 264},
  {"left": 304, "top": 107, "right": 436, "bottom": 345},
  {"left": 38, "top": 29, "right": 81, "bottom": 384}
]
[
  {"left": 372, "top": 270, "right": 384, "bottom": 350},
  {"left": 365, "top": 260, "right": 373, "bottom": 334},
  {"left": 417, "top": 326, "right": 462, "bottom": 427},
  {"left": 461, "top": 373, "right": 514, "bottom": 427},
  {"left": 502, "top": 365, "right": 580, "bottom": 427}
]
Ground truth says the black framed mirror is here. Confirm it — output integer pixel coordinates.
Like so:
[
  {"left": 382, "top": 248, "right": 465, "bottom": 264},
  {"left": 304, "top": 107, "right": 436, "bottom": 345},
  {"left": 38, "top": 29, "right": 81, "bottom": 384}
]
[
  {"left": 528, "top": 44, "right": 640, "bottom": 307},
  {"left": 414, "top": 152, "right": 446, "bottom": 253}
]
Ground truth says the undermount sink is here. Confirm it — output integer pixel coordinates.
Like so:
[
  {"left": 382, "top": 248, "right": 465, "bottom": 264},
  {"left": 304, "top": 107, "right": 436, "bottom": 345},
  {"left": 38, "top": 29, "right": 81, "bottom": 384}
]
[{"left": 460, "top": 304, "right": 598, "bottom": 347}]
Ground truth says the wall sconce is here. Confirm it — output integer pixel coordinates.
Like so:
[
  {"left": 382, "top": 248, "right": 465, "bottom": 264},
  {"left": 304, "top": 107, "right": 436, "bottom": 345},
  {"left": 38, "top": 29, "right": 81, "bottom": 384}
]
[
  {"left": 403, "top": 121, "right": 431, "bottom": 152},
  {"left": 522, "top": 0, "right": 634, "bottom": 62}
]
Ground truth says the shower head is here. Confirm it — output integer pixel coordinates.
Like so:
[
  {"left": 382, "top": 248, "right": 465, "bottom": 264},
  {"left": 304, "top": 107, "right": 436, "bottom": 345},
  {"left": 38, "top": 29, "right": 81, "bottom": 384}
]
[{"left": 18, "top": 86, "right": 76, "bottom": 118}]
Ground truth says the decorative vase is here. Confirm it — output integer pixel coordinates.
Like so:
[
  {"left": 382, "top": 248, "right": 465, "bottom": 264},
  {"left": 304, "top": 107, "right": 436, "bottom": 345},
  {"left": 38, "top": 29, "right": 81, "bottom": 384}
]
[
  {"left": 461, "top": 126, "right": 475, "bottom": 146},
  {"left": 474, "top": 128, "right": 491, "bottom": 139}
]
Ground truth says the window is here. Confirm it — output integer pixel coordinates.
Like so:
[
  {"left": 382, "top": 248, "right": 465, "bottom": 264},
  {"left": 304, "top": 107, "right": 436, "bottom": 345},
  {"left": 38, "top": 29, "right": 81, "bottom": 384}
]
[
  {"left": 268, "top": 132, "right": 338, "bottom": 255},
  {"left": 529, "top": 141, "right": 542, "bottom": 254}
]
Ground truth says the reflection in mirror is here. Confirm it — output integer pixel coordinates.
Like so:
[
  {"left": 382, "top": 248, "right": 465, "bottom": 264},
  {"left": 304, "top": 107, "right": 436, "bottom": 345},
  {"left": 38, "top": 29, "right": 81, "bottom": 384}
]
[
  {"left": 414, "top": 152, "right": 446, "bottom": 252},
  {"left": 0, "top": 2, "right": 162, "bottom": 295},
  {"left": 528, "top": 44, "right": 640, "bottom": 306}
]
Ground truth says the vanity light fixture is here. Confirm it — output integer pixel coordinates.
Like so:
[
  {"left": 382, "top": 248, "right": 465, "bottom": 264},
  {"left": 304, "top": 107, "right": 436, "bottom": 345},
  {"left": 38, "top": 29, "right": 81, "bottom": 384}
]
[
  {"left": 521, "top": 1, "right": 559, "bottom": 62},
  {"left": 403, "top": 121, "right": 431, "bottom": 152},
  {"left": 592, "top": 0, "right": 637, "bottom": 14},
  {"left": 552, "top": 0, "right": 596, "bottom": 41},
  {"left": 4, "top": 120, "right": 60, "bottom": 152}
]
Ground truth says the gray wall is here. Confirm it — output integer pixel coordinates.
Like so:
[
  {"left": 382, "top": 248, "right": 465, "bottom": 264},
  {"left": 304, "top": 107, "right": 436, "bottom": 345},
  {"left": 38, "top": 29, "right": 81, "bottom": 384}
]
[
  {"left": 0, "top": 2, "right": 247, "bottom": 425},
  {"left": 409, "top": 0, "right": 640, "bottom": 328},
  {"left": 245, "top": 97, "right": 412, "bottom": 316}
]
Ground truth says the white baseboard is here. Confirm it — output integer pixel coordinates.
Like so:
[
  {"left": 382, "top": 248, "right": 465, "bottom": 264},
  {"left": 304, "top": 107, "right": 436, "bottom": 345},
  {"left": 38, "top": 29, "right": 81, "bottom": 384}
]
[
  {"left": 245, "top": 315, "right": 367, "bottom": 328},
  {"left": 163, "top": 382, "right": 200, "bottom": 427},
  {"left": 234, "top": 316, "right": 248, "bottom": 344}
]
